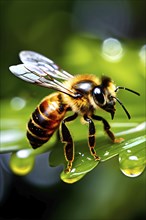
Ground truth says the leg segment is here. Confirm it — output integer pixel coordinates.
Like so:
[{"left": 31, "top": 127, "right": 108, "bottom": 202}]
[
  {"left": 92, "top": 114, "right": 124, "bottom": 143},
  {"left": 83, "top": 115, "right": 100, "bottom": 161},
  {"left": 61, "top": 113, "right": 78, "bottom": 172}
]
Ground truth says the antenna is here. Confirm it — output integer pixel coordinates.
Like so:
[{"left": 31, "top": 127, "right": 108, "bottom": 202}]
[
  {"left": 111, "top": 96, "right": 131, "bottom": 119},
  {"left": 115, "top": 86, "right": 140, "bottom": 96},
  {"left": 112, "top": 86, "right": 140, "bottom": 119}
]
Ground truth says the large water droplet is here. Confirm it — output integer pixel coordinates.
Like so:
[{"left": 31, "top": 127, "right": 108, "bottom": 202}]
[
  {"left": 9, "top": 149, "right": 35, "bottom": 175},
  {"left": 119, "top": 149, "right": 146, "bottom": 177}
]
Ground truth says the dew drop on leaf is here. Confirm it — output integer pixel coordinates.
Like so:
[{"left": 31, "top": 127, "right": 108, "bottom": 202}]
[
  {"left": 119, "top": 149, "right": 146, "bottom": 177},
  {"left": 9, "top": 149, "right": 35, "bottom": 175},
  {"left": 61, "top": 171, "right": 85, "bottom": 184}
]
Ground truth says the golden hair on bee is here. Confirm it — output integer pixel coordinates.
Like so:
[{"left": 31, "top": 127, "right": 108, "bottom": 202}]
[{"left": 62, "top": 74, "right": 100, "bottom": 114}]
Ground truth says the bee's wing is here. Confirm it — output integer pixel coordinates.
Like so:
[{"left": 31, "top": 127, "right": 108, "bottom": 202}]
[
  {"left": 19, "top": 51, "right": 73, "bottom": 80},
  {"left": 9, "top": 51, "right": 76, "bottom": 97}
]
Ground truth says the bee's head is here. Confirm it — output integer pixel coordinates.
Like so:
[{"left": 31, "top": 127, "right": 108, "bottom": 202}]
[{"left": 92, "top": 76, "right": 140, "bottom": 119}]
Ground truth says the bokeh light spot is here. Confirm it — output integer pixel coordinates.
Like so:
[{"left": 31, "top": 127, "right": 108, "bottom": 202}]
[
  {"left": 102, "top": 38, "right": 123, "bottom": 62},
  {"left": 139, "top": 44, "right": 146, "bottom": 64},
  {"left": 10, "top": 97, "right": 26, "bottom": 111}
]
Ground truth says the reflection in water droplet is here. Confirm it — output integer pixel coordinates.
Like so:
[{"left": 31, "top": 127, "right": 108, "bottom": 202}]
[
  {"left": 128, "top": 155, "right": 138, "bottom": 161},
  {"left": 121, "top": 167, "right": 145, "bottom": 177},
  {"left": 119, "top": 150, "right": 146, "bottom": 177},
  {"left": 9, "top": 149, "right": 35, "bottom": 175},
  {"left": 16, "top": 149, "right": 30, "bottom": 158}
]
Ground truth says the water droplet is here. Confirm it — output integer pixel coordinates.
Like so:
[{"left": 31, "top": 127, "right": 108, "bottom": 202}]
[
  {"left": 102, "top": 38, "right": 123, "bottom": 62},
  {"left": 87, "top": 157, "right": 92, "bottom": 161},
  {"left": 119, "top": 150, "right": 146, "bottom": 177},
  {"left": 104, "top": 151, "right": 109, "bottom": 156},
  {"left": 60, "top": 168, "right": 85, "bottom": 184},
  {"left": 9, "top": 149, "right": 35, "bottom": 175},
  {"left": 61, "top": 173, "right": 85, "bottom": 184}
]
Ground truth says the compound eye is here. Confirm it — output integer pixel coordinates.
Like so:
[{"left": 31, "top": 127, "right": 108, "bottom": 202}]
[{"left": 93, "top": 87, "right": 105, "bottom": 105}]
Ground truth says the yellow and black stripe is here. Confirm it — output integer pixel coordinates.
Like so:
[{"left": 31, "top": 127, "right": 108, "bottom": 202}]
[{"left": 27, "top": 93, "right": 67, "bottom": 149}]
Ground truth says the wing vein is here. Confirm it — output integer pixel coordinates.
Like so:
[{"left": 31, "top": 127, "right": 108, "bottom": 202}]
[{"left": 9, "top": 51, "right": 75, "bottom": 97}]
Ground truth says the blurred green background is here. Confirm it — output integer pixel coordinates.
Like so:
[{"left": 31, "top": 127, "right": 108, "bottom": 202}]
[{"left": 0, "top": 0, "right": 145, "bottom": 220}]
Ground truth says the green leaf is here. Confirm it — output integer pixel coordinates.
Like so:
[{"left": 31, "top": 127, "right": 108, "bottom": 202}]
[
  {"left": 1, "top": 99, "right": 145, "bottom": 182},
  {"left": 50, "top": 121, "right": 146, "bottom": 183}
]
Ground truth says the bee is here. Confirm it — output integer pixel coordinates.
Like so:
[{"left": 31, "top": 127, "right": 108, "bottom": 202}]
[{"left": 9, "top": 51, "right": 140, "bottom": 172}]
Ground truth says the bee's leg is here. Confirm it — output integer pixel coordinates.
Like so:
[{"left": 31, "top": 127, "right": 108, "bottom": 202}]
[
  {"left": 61, "top": 113, "right": 78, "bottom": 173},
  {"left": 92, "top": 114, "right": 124, "bottom": 143},
  {"left": 83, "top": 115, "right": 100, "bottom": 161}
]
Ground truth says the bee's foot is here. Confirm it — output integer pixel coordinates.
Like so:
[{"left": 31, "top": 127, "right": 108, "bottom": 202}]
[
  {"left": 64, "top": 168, "right": 71, "bottom": 173},
  {"left": 64, "top": 162, "right": 72, "bottom": 173},
  {"left": 94, "top": 155, "right": 101, "bottom": 161},
  {"left": 114, "top": 137, "right": 124, "bottom": 143}
]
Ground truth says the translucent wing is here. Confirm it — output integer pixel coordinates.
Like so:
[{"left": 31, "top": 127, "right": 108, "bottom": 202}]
[
  {"left": 9, "top": 51, "right": 76, "bottom": 97},
  {"left": 19, "top": 51, "right": 73, "bottom": 80}
]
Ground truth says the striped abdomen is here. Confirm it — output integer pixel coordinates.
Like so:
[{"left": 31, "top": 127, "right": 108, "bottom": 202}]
[{"left": 27, "top": 93, "right": 67, "bottom": 149}]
